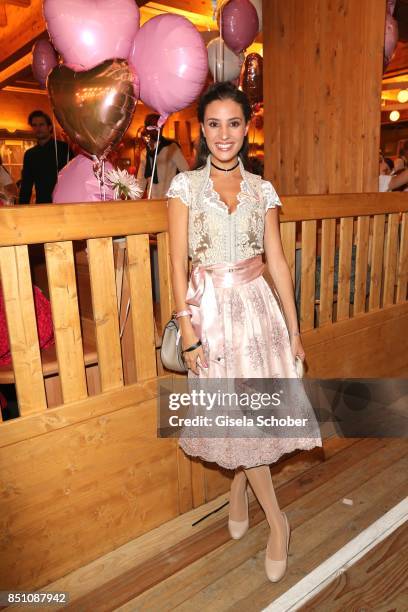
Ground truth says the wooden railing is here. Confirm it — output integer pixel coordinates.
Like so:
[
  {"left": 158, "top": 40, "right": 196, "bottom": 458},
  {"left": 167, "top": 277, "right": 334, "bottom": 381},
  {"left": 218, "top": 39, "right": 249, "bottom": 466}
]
[
  {"left": 279, "top": 192, "right": 408, "bottom": 330},
  {"left": 1, "top": 192, "right": 407, "bottom": 592},
  {"left": 0, "top": 192, "right": 407, "bottom": 420},
  {"left": 0, "top": 200, "right": 168, "bottom": 418}
]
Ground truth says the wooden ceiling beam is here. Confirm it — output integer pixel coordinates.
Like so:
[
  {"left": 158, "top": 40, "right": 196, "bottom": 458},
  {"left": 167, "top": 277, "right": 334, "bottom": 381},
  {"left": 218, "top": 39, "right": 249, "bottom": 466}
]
[
  {"left": 385, "top": 42, "right": 408, "bottom": 78},
  {"left": 382, "top": 80, "right": 408, "bottom": 90},
  {"left": 0, "top": 32, "right": 45, "bottom": 70},
  {"left": 0, "top": 5, "right": 7, "bottom": 27},
  {"left": 381, "top": 109, "right": 408, "bottom": 124},
  {"left": 0, "top": 51, "right": 31, "bottom": 88},
  {"left": 151, "top": 0, "right": 213, "bottom": 12},
  {"left": 0, "top": 0, "right": 153, "bottom": 70},
  {"left": 381, "top": 101, "right": 408, "bottom": 111},
  {"left": 0, "top": 0, "right": 44, "bottom": 67},
  {"left": 0, "top": 1, "right": 31, "bottom": 7}
]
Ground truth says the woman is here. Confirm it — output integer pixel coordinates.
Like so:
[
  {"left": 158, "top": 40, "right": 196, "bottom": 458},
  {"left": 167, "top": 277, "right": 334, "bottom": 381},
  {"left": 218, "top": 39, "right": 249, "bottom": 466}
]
[
  {"left": 167, "top": 82, "right": 322, "bottom": 582},
  {"left": 379, "top": 152, "right": 408, "bottom": 192},
  {"left": 0, "top": 154, "right": 18, "bottom": 205},
  {"left": 137, "top": 113, "right": 190, "bottom": 199}
]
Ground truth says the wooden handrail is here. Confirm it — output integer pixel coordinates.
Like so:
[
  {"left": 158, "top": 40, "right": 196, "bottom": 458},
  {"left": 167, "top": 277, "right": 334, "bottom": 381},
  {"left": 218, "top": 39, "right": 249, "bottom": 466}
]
[
  {"left": 0, "top": 191, "right": 406, "bottom": 417},
  {"left": 278, "top": 192, "right": 407, "bottom": 221},
  {"left": 0, "top": 200, "right": 168, "bottom": 246},
  {"left": 0, "top": 193, "right": 406, "bottom": 247}
]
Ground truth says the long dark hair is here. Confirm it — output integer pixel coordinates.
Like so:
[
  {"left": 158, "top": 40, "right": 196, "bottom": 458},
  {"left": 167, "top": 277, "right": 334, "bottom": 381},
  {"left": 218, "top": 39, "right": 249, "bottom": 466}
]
[{"left": 195, "top": 82, "right": 252, "bottom": 170}]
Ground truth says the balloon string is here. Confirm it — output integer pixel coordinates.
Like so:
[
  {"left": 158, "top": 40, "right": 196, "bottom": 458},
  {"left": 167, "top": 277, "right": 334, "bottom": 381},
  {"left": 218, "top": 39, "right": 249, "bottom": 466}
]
[
  {"left": 92, "top": 155, "right": 103, "bottom": 200},
  {"left": 219, "top": 9, "right": 224, "bottom": 82},
  {"left": 252, "top": 115, "right": 257, "bottom": 147},
  {"left": 147, "top": 127, "right": 161, "bottom": 200},
  {"left": 101, "top": 159, "right": 106, "bottom": 201},
  {"left": 52, "top": 112, "right": 59, "bottom": 185},
  {"left": 214, "top": 41, "right": 218, "bottom": 83},
  {"left": 120, "top": 298, "right": 131, "bottom": 339}
]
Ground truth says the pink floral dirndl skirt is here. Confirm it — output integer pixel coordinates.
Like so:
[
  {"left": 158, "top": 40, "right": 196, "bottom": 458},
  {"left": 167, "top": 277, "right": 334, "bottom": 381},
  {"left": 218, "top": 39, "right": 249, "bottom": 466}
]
[{"left": 179, "top": 254, "right": 322, "bottom": 470}]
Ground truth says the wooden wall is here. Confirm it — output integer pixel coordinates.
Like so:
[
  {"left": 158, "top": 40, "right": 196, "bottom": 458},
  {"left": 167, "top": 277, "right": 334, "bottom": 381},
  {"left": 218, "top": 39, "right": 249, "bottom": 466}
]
[
  {"left": 0, "top": 88, "right": 198, "bottom": 138},
  {"left": 0, "top": 90, "right": 53, "bottom": 133},
  {"left": 0, "top": 384, "right": 183, "bottom": 590},
  {"left": 263, "top": 0, "right": 386, "bottom": 194}
]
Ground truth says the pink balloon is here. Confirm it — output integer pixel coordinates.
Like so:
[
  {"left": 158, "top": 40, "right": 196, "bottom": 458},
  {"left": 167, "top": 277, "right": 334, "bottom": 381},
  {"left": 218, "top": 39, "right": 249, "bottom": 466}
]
[
  {"left": 129, "top": 14, "right": 208, "bottom": 126},
  {"left": 32, "top": 39, "right": 58, "bottom": 89},
  {"left": 220, "top": 0, "right": 259, "bottom": 54},
  {"left": 384, "top": 13, "right": 399, "bottom": 71},
  {"left": 43, "top": 0, "right": 140, "bottom": 71},
  {"left": 386, "top": 0, "right": 396, "bottom": 16},
  {"left": 53, "top": 154, "right": 115, "bottom": 203}
]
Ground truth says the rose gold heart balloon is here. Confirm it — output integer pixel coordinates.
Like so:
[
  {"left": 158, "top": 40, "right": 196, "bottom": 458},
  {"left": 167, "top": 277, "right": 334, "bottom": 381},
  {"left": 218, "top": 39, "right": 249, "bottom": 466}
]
[{"left": 48, "top": 59, "right": 138, "bottom": 159}]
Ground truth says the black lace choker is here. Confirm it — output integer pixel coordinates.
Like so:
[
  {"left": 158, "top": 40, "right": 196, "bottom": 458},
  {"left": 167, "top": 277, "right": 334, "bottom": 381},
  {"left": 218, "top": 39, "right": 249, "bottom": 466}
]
[{"left": 210, "top": 160, "right": 240, "bottom": 173}]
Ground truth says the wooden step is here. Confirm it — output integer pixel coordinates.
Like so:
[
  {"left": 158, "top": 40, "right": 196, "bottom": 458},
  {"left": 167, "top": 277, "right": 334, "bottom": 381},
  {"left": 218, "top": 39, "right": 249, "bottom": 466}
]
[
  {"left": 9, "top": 436, "right": 403, "bottom": 612},
  {"left": 119, "top": 438, "right": 407, "bottom": 612},
  {"left": 295, "top": 517, "right": 408, "bottom": 611}
]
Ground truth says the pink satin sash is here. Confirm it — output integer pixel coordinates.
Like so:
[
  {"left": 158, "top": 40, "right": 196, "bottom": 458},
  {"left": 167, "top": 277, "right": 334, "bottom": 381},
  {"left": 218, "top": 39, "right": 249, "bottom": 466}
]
[{"left": 185, "top": 255, "right": 265, "bottom": 360}]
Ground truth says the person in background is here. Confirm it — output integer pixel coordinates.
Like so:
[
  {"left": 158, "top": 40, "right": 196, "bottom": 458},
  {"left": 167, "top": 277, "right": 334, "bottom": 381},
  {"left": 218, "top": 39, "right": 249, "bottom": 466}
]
[
  {"left": 247, "top": 155, "right": 264, "bottom": 177},
  {"left": 137, "top": 114, "right": 190, "bottom": 302},
  {"left": 393, "top": 140, "right": 408, "bottom": 173},
  {"left": 379, "top": 152, "right": 408, "bottom": 191},
  {"left": 19, "top": 110, "right": 73, "bottom": 204},
  {"left": 384, "top": 157, "right": 394, "bottom": 174},
  {"left": 136, "top": 113, "right": 189, "bottom": 199},
  {"left": 0, "top": 154, "right": 18, "bottom": 205}
]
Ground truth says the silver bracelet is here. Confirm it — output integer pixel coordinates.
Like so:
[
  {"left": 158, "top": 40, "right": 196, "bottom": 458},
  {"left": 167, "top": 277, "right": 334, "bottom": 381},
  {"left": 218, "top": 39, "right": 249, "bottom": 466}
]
[
  {"left": 290, "top": 331, "right": 300, "bottom": 337},
  {"left": 175, "top": 309, "right": 192, "bottom": 319}
]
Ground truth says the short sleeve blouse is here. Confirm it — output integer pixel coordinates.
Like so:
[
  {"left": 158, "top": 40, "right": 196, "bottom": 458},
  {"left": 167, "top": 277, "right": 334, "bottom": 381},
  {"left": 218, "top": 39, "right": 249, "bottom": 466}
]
[
  {"left": 166, "top": 172, "right": 190, "bottom": 206},
  {"left": 167, "top": 156, "right": 282, "bottom": 265}
]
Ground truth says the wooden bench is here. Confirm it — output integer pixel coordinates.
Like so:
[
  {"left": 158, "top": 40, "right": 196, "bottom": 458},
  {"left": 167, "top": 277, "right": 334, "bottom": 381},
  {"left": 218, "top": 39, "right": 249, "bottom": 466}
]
[{"left": 0, "top": 334, "right": 100, "bottom": 408}]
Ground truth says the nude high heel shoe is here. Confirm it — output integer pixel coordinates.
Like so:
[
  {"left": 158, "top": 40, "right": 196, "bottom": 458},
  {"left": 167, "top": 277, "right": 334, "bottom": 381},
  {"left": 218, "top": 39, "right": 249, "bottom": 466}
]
[
  {"left": 265, "top": 512, "right": 291, "bottom": 582},
  {"left": 228, "top": 490, "right": 249, "bottom": 540}
]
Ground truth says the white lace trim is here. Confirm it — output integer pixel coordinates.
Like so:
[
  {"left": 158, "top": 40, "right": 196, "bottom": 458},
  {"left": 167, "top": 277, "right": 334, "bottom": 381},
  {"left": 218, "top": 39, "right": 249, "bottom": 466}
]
[
  {"left": 204, "top": 178, "right": 250, "bottom": 215},
  {"left": 262, "top": 180, "right": 282, "bottom": 210},
  {"left": 166, "top": 172, "right": 190, "bottom": 207}
]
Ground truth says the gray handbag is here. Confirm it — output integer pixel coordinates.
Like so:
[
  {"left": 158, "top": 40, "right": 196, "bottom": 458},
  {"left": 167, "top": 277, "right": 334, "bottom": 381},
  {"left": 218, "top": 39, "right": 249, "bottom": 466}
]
[{"left": 160, "top": 315, "right": 188, "bottom": 373}]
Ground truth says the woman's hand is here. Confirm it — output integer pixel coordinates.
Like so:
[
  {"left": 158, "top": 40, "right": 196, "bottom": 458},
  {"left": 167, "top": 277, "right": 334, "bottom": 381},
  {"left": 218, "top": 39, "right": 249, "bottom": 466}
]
[
  {"left": 290, "top": 334, "right": 305, "bottom": 362},
  {"left": 181, "top": 330, "right": 208, "bottom": 375}
]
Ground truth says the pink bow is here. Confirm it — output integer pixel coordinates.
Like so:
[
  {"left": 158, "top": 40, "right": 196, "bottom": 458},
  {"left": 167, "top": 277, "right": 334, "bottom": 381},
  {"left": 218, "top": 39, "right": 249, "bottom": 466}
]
[
  {"left": 185, "top": 256, "right": 265, "bottom": 368},
  {"left": 186, "top": 265, "right": 222, "bottom": 361}
]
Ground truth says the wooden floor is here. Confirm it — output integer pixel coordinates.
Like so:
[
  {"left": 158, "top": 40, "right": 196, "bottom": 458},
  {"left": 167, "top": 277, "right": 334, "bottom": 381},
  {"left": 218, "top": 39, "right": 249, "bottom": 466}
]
[
  {"left": 298, "top": 518, "right": 408, "bottom": 611},
  {"left": 6, "top": 437, "right": 408, "bottom": 612}
]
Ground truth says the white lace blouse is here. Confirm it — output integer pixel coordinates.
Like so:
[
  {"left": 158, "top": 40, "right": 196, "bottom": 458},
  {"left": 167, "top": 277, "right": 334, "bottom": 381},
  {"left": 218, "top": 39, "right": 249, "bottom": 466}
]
[{"left": 166, "top": 155, "right": 282, "bottom": 265}]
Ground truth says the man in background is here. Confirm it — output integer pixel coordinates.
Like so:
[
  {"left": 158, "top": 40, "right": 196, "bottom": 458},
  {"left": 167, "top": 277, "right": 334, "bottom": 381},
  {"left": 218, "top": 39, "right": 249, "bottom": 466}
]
[
  {"left": 19, "top": 110, "right": 73, "bottom": 204},
  {"left": 136, "top": 113, "right": 189, "bottom": 198}
]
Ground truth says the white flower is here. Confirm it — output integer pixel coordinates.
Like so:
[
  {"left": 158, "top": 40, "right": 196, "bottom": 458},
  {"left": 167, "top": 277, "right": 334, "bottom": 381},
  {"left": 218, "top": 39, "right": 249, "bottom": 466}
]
[{"left": 105, "top": 168, "right": 144, "bottom": 200}]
